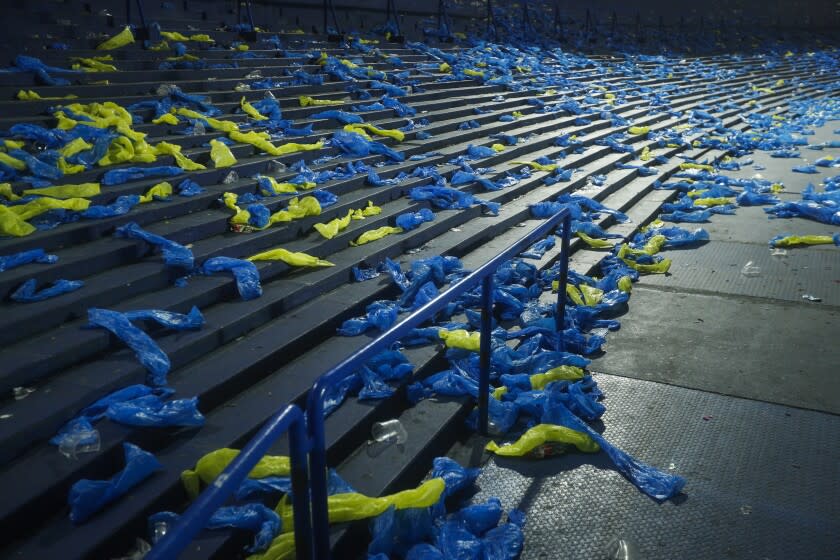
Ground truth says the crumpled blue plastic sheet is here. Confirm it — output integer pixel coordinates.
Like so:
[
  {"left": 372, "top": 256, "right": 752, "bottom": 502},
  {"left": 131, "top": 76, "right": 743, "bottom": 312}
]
[
  {"left": 358, "top": 366, "right": 395, "bottom": 400},
  {"left": 764, "top": 201, "right": 840, "bottom": 225},
  {"left": 0, "top": 248, "right": 57, "bottom": 272},
  {"left": 9, "top": 55, "right": 80, "bottom": 86},
  {"left": 199, "top": 256, "right": 262, "bottom": 300},
  {"left": 149, "top": 503, "right": 280, "bottom": 553},
  {"left": 396, "top": 208, "right": 435, "bottom": 231},
  {"left": 106, "top": 394, "right": 205, "bottom": 427},
  {"left": 631, "top": 226, "right": 709, "bottom": 249},
  {"left": 7, "top": 149, "right": 63, "bottom": 180},
  {"left": 310, "top": 109, "right": 364, "bottom": 124},
  {"left": 83, "top": 194, "right": 142, "bottom": 218},
  {"left": 337, "top": 300, "right": 399, "bottom": 335},
  {"left": 177, "top": 178, "right": 205, "bottom": 196},
  {"left": 236, "top": 476, "right": 292, "bottom": 501},
  {"left": 736, "top": 190, "right": 780, "bottom": 206},
  {"left": 660, "top": 209, "right": 712, "bottom": 223},
  {"left": 114, "top": 222, "right": 195, "bottom": 269},
  {"left": 87, "top": 307, "right": 203, "bottom": 386},
  {"left": 519, "top": 235, "right": 555, "bottom": 260},
  {"left": 368, "top": 169, "right": 410, "bottom": 187},
  {"left": 409, "top": 185, "right": 500, "bottom": 215},
  {"left": 10, "top": 278, "right": 83, "bottom": 302},
  {"left": 101, "top": 166, "right": 183, "bottom": 186},
  {"left": 792, "top": 165, "right": 819, "bottom": 174},
  {"left": 331, "top": 131, "right": 404, "bottom": 162},
  {"left": 68, "top": 442, "right": 162, "bottom": 523},
  {"left": 541, "top": 385, "right": 685, "bottom": 501}
]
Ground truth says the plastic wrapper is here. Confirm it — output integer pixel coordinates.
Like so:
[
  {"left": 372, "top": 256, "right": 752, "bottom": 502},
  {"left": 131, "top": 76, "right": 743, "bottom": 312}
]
[
  {"left": 10, "top": 278, "right": 83, "bottom": 302},
  {"left": 154, "top": 142, "right": 205, "bottom": 171},
  {"left": 314, "top": 210, "right": 352, "bottom": 239},
  {"left": 106, "top": 394, "right": 205, "bottom": 427},
  {"left": 150, "top": 504, "right": 280, "bottom": 553},
  {"left": 247, "top": 248, "right": 334, "bottom": 267},
  {"left": 114, "top": 222, "right": 194, "bottom": 269},
  {"left": 482, "top": 518, "right": 525, "bottom": 560},
  {"left": 199, "top": 256, "right": 262, "bottom": 300},
  {"left": 102, "top": 166, "right": 183, "bottom": 186},
  {"left": 236, "top": 475, "right": 292, "bottom": 501},
  {"left": 769, "top": 233, "right": 840, "bottom": 248},
  {"left": 87, "top": 308, "right": 171, "bottom": 386},
  {"left": 409, "top": 185, "right": 499, "bottom": 215},
  {"left": 434, "top": 521, "right": 482, "bottom": 559},
  {"left": 210, "top": 138, "right": 237, "bottom": 168},
  {"left": 358, "top": 366, "right": 395, "bottom": 400},
  {"left": 439, "top": 329, "right": 480, "bottom": 351},
  {"left": 396, "top": 208, "right": 435, "bottom": 231},
  {"left": 310, "top": 110, "right": 364, "bottom": 124},
  {"left": 0, "top": 248, "right": 57, "bottom": 272},
  {"left": 764, "top": 201, "right": 840, "bottom": 225},
  {"left": 68, "top": 442, "right": 161, "bottom": 523},
  {"left": 177, "top": 178, "right": 205, "bottom": 196},
  {"left": 541, "top": 388, "right": 685, "bottom": 501},
  {"left": 337, "top": 300, "right": 399, "bottom": 336},
  {"left": 331, "top": 131, "right": 404, "bottom": 162},
  {"left": 735, "top": 190, "right": 780, "bottom": 206},
  {"left": 350, "top": 226, "right": 403, "bottom": 246},
  {"left": 520, "top": 235, "right": 555, "bottom": 259},
  {"left": 97, "top": 27, "right": 135, "bottom": 50},
  {"left": 181, "top": 448, "right": 290, "bottom": 499},
  {"left": 22, "top": 182, "right": 100, "bottom": 199},
  {"left": 660, "top": 209, "right": 711, "bottom": 223}
]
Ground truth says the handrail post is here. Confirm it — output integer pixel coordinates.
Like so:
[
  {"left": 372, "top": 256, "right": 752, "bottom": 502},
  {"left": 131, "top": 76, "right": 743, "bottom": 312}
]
[
  {"left": 289, "top": 417, "right": 313, "bottom": 560},
  {"left": 554, "top": 214, "right": 572, "bottom": 348},
  {"left": 478, "top": 275, "right": 494, "bottom": 435},
  {"left": 307, "top": 391, "right": 331, "bottom": 560}
]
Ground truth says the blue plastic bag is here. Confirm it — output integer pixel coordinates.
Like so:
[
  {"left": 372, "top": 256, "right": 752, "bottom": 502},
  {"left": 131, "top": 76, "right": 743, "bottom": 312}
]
[
  {"left": 431, "top": 456, "right": 480, "bottom": 498},
  {"left": 149, "top": 503, "right": 280, "bottom": 553},
  {"left": 520, "top": 236, "right": 555, "bottom": 260},
  {"left": 10, "top": 278, "right": 83, "bottom": 302},
  {"left": 106, "top": 394, "right": 205, "bottom": 427},
  {"left": 177, "top": 178, "right": 205, "bottom": 196},
  {"left": 0, "top": 248, "right": 57, "bottom": 272},
  {"left": 310, "top": 110, "right": 364, "bottom": 124},
  {"left": 408, "top": 185, "right": 499, "bottom": 215},
  {"left": 660, "top": 210, "right": 711, "bottom": 223},
  {"left": 736, "top": 191, "right": 779, "bottom": 206},
  {"left": 396, "top": 208, "right": 435, "bottom": 231},
  {"left": 69, "top": 442, "right": 162, "bottom": 523},
  {"left": 764, "top": 201, "right": 840, "bottom": 225},
  {"left": 102, "top": 166, "right": 183, "bottom": 186},
  {"left": 199, "top": 256, "right": 262, "bottom": 300},
  {"left": 87, "top": 308, "right": 171, "bottom": 386},
  {"left": 114, "top": 222, "right": 195, "bottom": 269},
  {"left": 82, "top": 195, "right": 141, "bottom": 218}
]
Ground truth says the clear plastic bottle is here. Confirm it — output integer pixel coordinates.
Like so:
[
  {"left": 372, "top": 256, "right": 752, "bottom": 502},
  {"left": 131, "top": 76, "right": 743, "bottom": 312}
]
[
  {"left": 605, "top": 537, "right": 639, "bottom": 560},
  {"left": 366, "top": 419, "right": 407, "bottom": 457}
]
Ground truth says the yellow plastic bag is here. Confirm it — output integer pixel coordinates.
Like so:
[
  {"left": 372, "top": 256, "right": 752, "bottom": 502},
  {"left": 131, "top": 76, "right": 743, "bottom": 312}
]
[
  {"left": 563, "top": 283, "right": 604, "bottom": 306},
  {"left": 617, "top": 245, "right": 671, "bottom": 274},
  {"left": 510, "top": 161, "right": 557, "bottom": 172},
  {"left": 15, "top": 90, "right": 77, "bottom": 101},
  {"left": 258, "top": 176, "right": 306, "bottom": 196},
  {"left": 229, "top": 130, "right": 280, "bottom": 155},
  {"left": 693, "top": 197, "right": 735, "bottom": 207},
  {"left": 491, "top": 143, "right": 506, "bottom": 152},
  {"left": 96, "top": 26, "right": 134, "bottom": 50},
  {"left": 617, "top": 275, "right": 633, "bottom": 292},
  {"left": 640, "top": 146, "right": 652, "bottom": 161},
  {"left": 268, "top": 196, "right": 321, "bottom": 225},
  {"left": 628, "top": 126, "right": 649, "bottom": 135},
  {"left": 139, "top": 182, "right": 173, "bottom": 203},
  {"left": 58, "top": 158, "right": 86, "bottom": 175},
  {"left": 98, "top": 136, "right": 136, "bottom": 166},
  {"left": 275, "top": 478, "right": 445, "bottom": 528},
  {"left": 177, "top": 108, "right": 239, "bottom": 133},
  {"left": 486, "top": 424, "right": 599, "bottom": 456},
  {"left": 298, "top": 95, "right": 343, "bottom": 107},
  {"left": 3, "top": 140, "right": 25, "bottom": 150},
  {"left": 190, "top": 33, "right": 214, "bottom": 42},
  {"left": 9, "top": 197, "right": 90, "bottom": 221},
  {"left": 161, "top": 30, "right": 190, "bottom": 41},
  {"left": 349, "top": 201, "right": 382, "bottom": 220},
  {"left": 679, "top": 162, "right": 714, "bottom": 172},
  {"left": 0, "top": 205, "right": 36, "bottom": 237},
  {"left": 272, "top": 140, "right": 324, "bottom": 156},
  {"left": 530, "top": 365, "right": 586, "bottom": 388},
  {"left": 576, "top": 232, "right": 614, "bottom": 249},
  {"left": 152, "top": 113, "right": 180, "bottom": 126},
  {"left": 59, "top": 138, "right": 93, "bottom": 158},
  {"left": 0, "top": 183, "right": 21, "bottom": 201},
  {"left": 154, "top": 141, "right": 205, "bottom": 171},
  {"left": 71, "top": 57, "right": 118, "bottom": 72},
  {"left": 22, "top": 182, "right": 100, "bottom": 199},
  {"left": 439, "top": 329, "right": 480, "bottom": 351},
  {"left": 464, "top": 68, "right": 485, "bottom": 78},
  {"left": 210, "top": 139, "right": 237, "bottom": 168},
  {"left": 240, "top": 96, "right": 268, "bottom": 121},
  {"left": 223, "top": 192, "right": 251, "bottom": 225},
  {"left": 350, "top": 226, "right": 403, "bottom": 246},
  {"left": 314, "top": 210, "right": 353, "bottom": 239},
  {"left": 772, "top": 234, "right": 837, "bottom": 247},
  {"left": 247, "top": 247, "right": 334, "bottom": 267},
  {"left": 148, "top": 41, "right": 170, "bottom": 51},
  {"left": 344, "top": 123, "right": 405, "bottom": 142},
  {"left": 181, "top": 448, "right": 291, "bottom": 500}
]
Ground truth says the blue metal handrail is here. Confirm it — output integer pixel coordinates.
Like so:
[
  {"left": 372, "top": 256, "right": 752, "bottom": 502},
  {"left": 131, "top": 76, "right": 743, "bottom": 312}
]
[
  {"left": 146, "top": 405, "right": 313, "bottom": 560},
  {"left": 305, "top": 209, "right": 572, "bottom": 559}
]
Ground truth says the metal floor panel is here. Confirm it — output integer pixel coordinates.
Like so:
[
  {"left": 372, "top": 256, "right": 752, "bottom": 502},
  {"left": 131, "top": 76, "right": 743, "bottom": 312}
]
[
  {"left": 459, "top": 373, "right": 840, "bottom": 560},
  {"left": 638, "top": 240, "right": 840, "bottom": 306}
]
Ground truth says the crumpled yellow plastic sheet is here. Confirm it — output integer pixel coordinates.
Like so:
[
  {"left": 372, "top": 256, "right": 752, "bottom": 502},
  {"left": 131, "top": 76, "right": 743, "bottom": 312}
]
[
  {"left": 510, "top": 161, "right": 557, "bottom": 172},
  {"left": 22, "top": 182, "right": 100, "bottom": 199},
  {"left": 438, "top": 329, "right": 481, "bottom": 351},
  {"left": 139, "top": 182, "right": 173, "bottom": 203},
  {"left": 177, "top": 108, "right": 240, "bottom": 133},
  {"left": 247, "top": 248, "right": 334, "bottom": 267},
  {"left": 1, "top": 198, "right": 90, "bottom": 237},
  {"left": 96, "top": 26, "right": 134, "bottom": 50},
  {"left": 771, "top": 234, "right": 838, "bottom": 247},
  {"left": 299, "top": 95, "right": 344, "bottom": 107},
  {"left": 181, "top": 448, "right": 291, "bottom": 500},
  {"left": 350, "top": 226, "right": 403, "bottom": 246},
  {"left": 154, "top": 141, "right": 206, "bottom": 171},
  {"left": 344, "top": 123, "right": 405, "bottom": 142},
  {"left": 314, "top": 209, "right": 353, "bottom": 239},
  {"left": 486, "top": 423, "right": 600, "bottom": 456},
  {"left": 576, "top": 231, "right": 614, "bottom": 249},
  {"left": 240, "top": 97, "right": 268, "bottom": 121},
  {"left": 210, "top": 139, "right": 237, "bottom": 168}
]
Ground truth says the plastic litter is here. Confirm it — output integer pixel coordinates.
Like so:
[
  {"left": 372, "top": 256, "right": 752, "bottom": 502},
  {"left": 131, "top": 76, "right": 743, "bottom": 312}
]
[
  {"left": 802, "top": 294, "right": 822, "bottom": 302},
  {"left": 210, "top": 138, "right": 237, "bottom": 168},
  {"left": 53, "top": 418, "right": 101, "bottom": 459},
  {"left": 769, "top": 233, "right": 840, "bottom": 248},
  {"left": 149, "top": 504, "right": 280, "bottom": 553},
  {"left": 10, "top": 278, "right": 84, "bottom": 302},
  {"left": 22, "top": 182, "right": 100, "bottom": 199},
  {"left": 102, "top": 166, "right": 183, "bottom": 186},
  {"left": 106, "top": 394, "right": 205, "bottom": 428},
  {"left": 247, "top": 248, "right": 334, "bottom": 267},
  {"left": 68, "top": 442, "right": 162, "bottom": 523},
  {"left": 114, "top": 222, "right": 194, "bottom": 269},
  {"left": 367, "top": 419, "right": 408, "bottom": 457},
  {"left": 395, "top": 208, "right": 435, "bottom": 231},
  {"left": 605, "top": 537, "right": 640, "bottom": 560},
  {"left": 350, "top": 226, "right": 403, "bottom": 246},
  {"left": 0, "top": 248, "right": 57, "bottom": 272},
  {"left": 486, "top": 423, "right": 600, "bottom": 457},
  {"left": 97, "top": 27, "right": 135, "bottom": 50},
  {"left": 181, "top": 448, "right": 291, "bottom": 499},
  {"left": 199, "top": 256, "right": 262, "bottom": 300}
]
